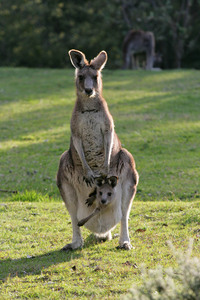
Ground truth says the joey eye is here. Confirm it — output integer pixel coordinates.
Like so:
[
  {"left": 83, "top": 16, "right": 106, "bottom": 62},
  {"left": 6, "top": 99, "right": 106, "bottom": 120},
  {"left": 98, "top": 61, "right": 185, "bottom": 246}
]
[
  {"left": 99, "top": 191, "right": 102, "bottom": 196},
  {"left": 93, "top": 75, "right": 98, "bottom": 81},
  {"left": 108, "top": 192, "right": 112, "bottom": 197}
]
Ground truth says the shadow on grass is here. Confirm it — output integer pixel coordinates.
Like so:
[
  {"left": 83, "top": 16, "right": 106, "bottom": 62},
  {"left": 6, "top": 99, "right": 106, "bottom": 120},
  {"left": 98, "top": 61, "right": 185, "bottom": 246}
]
[
  {"left": 0, "top": 233, "right": 113, "bottom": 282},
  {"left": 0, "top": 248, "right": 82, "bottom": 282}
]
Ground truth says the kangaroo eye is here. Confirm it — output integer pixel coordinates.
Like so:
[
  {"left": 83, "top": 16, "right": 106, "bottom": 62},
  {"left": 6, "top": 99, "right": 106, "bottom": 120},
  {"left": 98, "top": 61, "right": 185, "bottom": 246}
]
[
  {"left": 78, "top": 75, "right": 84, "bottom": 81},
  {"left": 93, "top": 75, "right": 98, "bottom": 81},
  {"left": 99, "top": 191, "right": 102, "bottom": 196},
  {"left": 108, "top": 192, "right": 112, "bottom": 197}
]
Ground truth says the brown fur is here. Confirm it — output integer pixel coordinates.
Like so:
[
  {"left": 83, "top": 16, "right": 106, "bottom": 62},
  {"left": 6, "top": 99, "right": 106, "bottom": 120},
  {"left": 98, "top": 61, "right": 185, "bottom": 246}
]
[
  {"left": 123, "top": 30, "right": 155, "bottom": 70},
  {"left": 57, "top": 50, "right": 139, "bottom": 250}
]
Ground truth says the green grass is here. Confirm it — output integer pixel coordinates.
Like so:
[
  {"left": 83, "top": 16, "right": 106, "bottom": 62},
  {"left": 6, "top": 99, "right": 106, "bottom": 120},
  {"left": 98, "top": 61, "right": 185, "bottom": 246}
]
[
  {"left": 0, "top": 201, "right": 200, "bottom": 299},
  {"left": 0, "top": 68, "right": 200, "bottom": 299}
]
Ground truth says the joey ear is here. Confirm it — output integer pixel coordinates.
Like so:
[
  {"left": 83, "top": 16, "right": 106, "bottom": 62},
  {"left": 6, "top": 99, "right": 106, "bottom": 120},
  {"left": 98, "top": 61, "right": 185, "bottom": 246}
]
[
  {"left": 95, "top": 176, "right": 105, "bottom": 187},
  {"left": 108, "top": 176, "right": 118, "bottom": 188},
  {"left": 68, "top": 49, "right": 88, "bottom": 69},
  {"left": 90, "top": 51, "right": 107, "bottom": 70}
]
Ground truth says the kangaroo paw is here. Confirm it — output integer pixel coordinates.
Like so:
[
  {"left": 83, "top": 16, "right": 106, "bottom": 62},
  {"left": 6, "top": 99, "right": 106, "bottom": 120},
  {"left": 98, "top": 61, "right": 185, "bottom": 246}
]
[
  {"left": 117, "top": 242, "right": 132, "bottom": 250},
  {"left": 61, "top": 240, "right": 83, "bottom": 251},
  {"left": 85, "top": 195, "right": 96, "bottom": 207}
]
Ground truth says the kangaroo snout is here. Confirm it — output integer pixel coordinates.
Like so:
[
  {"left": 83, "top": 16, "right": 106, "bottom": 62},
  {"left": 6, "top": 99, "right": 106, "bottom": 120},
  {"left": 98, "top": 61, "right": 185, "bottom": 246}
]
[
  {"left": 85, "top": 88, "right": 93, "bottom": 96},
  {"left": 99, "top": 191, "right": 112, "bottom": 206},
  {"left": 101, "top": 198, "right": 107, "bottom": 205}
]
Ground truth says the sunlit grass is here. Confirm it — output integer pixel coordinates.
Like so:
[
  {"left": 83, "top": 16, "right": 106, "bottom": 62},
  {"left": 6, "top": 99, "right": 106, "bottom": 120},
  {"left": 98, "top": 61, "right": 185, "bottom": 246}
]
[{"left": 0, "top": 126, "right": 68, "bottom": 151}]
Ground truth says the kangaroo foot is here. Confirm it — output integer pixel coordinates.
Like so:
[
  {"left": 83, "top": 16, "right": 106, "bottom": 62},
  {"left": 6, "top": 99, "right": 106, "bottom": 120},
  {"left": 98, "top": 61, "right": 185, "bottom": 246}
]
[
  {"left": 117, "top": 241, "right": 132, "bottom": 250},
  {"left": 61, "top": 240, "right": 83, "bottom": 251},
  {"left": 95, "top": 231, "right": 112, "bottom": 242}
]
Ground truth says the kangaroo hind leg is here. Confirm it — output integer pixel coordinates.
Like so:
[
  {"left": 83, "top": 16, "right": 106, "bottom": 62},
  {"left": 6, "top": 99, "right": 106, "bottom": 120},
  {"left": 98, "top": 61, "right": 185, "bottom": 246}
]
[
  {"left": 119, "top": 179, "right": 136, "bottom": 250},
  {"left": 118, "top": 151, "right": 138, "bottom": 250},
  {"left": 58, "top": 180, "right": 83, "bottom": 250}
]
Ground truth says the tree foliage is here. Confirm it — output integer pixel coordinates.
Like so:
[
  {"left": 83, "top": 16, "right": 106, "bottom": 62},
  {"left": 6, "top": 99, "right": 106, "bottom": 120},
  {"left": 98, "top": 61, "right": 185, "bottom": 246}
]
[{"left": 0, "top": 0, "right": 200, "bottom": 68}]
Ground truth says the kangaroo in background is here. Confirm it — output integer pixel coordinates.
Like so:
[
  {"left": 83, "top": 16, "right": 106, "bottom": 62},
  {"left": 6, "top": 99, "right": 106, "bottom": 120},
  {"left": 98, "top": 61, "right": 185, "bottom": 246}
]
[
  {"left": 123, "top": 30, "right": 155, "bottom": 70},
  {"left": 57, "top": 49, "right": 139, "bottom": 250}
]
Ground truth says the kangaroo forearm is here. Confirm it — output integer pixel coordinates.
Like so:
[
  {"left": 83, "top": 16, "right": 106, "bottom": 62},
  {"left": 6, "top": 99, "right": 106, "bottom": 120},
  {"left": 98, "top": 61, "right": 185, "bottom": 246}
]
[
  {"left": 78, "top": 207, "right": 100, "bottom": 227},
  {"left": 72, "top": 136, "right": 91, "bottom": 171},
  {"left": 104, "top": 130, "right": 114, "bottom": 169}
]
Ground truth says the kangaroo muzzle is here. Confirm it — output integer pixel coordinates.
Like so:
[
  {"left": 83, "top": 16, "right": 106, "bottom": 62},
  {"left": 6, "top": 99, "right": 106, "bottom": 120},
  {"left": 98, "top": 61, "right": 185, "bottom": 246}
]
[{"left": 84, "top": 77, "right": 95, "bottom": 97}]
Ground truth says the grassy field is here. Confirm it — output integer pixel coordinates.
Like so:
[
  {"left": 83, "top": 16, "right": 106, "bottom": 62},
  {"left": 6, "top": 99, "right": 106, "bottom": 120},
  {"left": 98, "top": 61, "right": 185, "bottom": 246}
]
[{"left": 0, "top": 67, "right": 200, "bottom": 299}]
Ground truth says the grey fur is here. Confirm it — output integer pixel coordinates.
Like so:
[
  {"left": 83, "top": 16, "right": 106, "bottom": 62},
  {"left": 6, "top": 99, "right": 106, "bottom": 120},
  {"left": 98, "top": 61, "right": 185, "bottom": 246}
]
[
  {"left": 57, "top": 49, "right": 139, "bottom": 250},
  {"left": 123, "top": 30, "right": 155, "bottom": 70}
]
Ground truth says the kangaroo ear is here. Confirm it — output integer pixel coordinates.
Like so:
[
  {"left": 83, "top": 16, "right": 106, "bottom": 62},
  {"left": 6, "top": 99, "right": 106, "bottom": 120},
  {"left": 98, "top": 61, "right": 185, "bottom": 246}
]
[
  {"left": 95, "top": 176, "right": 105, "bottom": 187},
  {"left": 108, "top": 176, "right": 118, "bottom": 188},
  {"left": 68, "top": 49, "right": 88, "bottom": 69},
  {"left": 90, "top": 51, "right": 107, "bottom": 70}
]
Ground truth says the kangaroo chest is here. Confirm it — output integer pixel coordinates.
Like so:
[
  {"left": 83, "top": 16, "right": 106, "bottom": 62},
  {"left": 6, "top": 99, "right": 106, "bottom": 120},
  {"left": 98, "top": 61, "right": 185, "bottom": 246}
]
[{"left": 78, "top": 111, "right": 105, "bottom": 166}]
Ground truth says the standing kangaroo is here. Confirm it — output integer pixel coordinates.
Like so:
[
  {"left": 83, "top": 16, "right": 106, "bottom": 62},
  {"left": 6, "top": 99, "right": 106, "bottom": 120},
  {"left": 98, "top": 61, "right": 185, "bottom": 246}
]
[
  {"left": 57, "top": 49, "right": 139, "bottom": 250},
  {"left": 123, "top": 30, "right": 155, "bottom": 70}
]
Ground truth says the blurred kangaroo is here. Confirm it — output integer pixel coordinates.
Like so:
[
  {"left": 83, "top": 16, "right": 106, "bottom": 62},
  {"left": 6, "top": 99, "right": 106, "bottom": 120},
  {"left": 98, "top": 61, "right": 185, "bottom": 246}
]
[
  {"left": 133, "top": 52, "right": 162, "bottom": 70},
  {"left": 57, "top": 49, "right": 139, "bottom": 250},
  {"left": 123, "top": 30, "right": 155, "bottom": 70}
]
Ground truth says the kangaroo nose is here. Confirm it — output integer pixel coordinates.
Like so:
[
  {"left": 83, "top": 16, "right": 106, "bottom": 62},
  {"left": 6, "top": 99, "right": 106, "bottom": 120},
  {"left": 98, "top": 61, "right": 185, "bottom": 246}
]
[
  {"left": 101, "top": 199, "right": 107, "bottom": 205},
  {"left": 85, "top": 88, "right": 93, "bottom": 95}
]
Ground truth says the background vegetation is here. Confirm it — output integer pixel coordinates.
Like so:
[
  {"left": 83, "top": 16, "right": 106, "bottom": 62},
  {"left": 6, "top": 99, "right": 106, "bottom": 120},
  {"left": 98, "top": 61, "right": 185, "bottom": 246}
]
[{"left": 0, "top": 0, "right": 200, "bottom": 69}]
